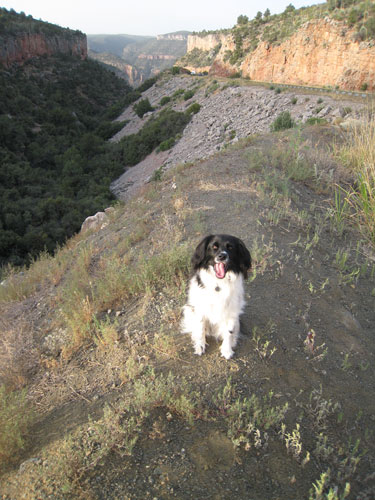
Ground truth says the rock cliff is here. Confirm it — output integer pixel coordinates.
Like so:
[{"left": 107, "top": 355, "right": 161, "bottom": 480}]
[
  {"left": 183, "top": 15, "right": 375, "bottom": 91},
  {"left": 0, "top": 32, "right": 87, "bottom": 67}
]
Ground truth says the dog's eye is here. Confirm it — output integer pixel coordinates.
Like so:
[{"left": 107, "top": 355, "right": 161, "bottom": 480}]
[
  {"left": 227, "top": 244, "right": 233, "bottom": 250},
  {"left": 213, "top": 244, "right": 218, "bottom": 250}
]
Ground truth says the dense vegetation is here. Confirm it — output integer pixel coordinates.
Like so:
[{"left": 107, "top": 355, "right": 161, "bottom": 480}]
[
  {"left": 0, "top": 54, "right": 134, "bottom": 267},
  {"left": 0, "top": 50, "right": 195, "bottom": 267},
  {"left": 0, "top": 7, "right": 82, "bottom": 37}
]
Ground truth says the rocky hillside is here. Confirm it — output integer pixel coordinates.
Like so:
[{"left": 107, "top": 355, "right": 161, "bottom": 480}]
[
  {"left": 179, "top": 0, "right": 375, "bottom": 91},
  {"left": 0, "top": 8, "right": 87, "bottom": 67},
  {"left": 110, "top": 73, "right": 365, "bottom": 201}
]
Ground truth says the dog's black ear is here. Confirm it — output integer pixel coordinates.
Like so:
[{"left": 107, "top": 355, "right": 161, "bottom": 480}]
[
  {"left": 237, "top": 239, "right": 251, "bottom": 279},
  {"left": 192, "top": 235, "right": 213, "bottom": 270}
]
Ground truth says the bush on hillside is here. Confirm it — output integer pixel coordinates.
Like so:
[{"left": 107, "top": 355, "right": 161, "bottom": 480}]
[
  {"left": 183, "top": 90, "right": 195, "bottom": 101},
  {"left": 271, "top": 111, "right": 295, "bottom": 131},
  {"left": 159, "top": 137, "right": 175, "bottom": 151},
  {"left": 120, "top": 109, "right": 190, "bottom": 166},
  {"left": 133, "top": 98, "right": 154, "bottom": 118},
  {"left": 160, "top": 96, "right": 171, "bottom": 106},
  {"left": 137, "top": 77, "right": 157, "bottom": 93},
  {"left": 185, "top": 102, "right": 201, "bottom": 115}
]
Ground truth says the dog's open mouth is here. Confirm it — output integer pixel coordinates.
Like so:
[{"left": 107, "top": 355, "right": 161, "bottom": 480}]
[{"left": 214, "top": 262, "right": 227, "bottom": 279}]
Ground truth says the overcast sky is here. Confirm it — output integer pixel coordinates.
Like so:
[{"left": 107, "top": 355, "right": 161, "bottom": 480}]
[{"left": 1, "top": 0, "right": 324, "bottom": 36}]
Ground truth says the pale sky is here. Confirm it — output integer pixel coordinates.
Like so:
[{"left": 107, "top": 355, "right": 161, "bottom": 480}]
[{"left": 1, "top": 0, "right": 324, "bottom": 36}]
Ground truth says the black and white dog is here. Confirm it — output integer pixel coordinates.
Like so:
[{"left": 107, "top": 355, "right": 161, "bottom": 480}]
[{"left": 181, "top": 234, "right": 251, "bottom": 359}]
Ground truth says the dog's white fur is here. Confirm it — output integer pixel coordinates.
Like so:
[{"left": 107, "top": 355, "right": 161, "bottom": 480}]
[{"left": 181, "top": 267, "right": 246, "bottom": 359}]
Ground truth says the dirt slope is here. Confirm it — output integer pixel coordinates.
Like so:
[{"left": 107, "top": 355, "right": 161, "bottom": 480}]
[{"left": 1, "top": 125, "right": 374, "bottom": 499}]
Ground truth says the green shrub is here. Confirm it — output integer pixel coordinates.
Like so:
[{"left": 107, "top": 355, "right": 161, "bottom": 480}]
[
  {"left": 185, "top": 102, "right": 201, "bottom": 115},
  {"left": 360, "top": 82, "right": 368, "bottom": 91},
  {"left": 171, "top": 66, "right": 181, "bottom": 74},
  {"left": 159, "top": 137, "right": 175, "bottom": 151},
  {"left": 133, "top": 98, "right": 154, "bottom": 118},
  {"left": 172, "top": 89, "right": 185, "bottom": 98},
  {"left": 137, "top": 77, "right": 157, "bottom": 93},
  {"left": 160, "top": 96, "right": 171, "bottom": 106},
  {"left": 305, "top": 117, "right": 327, "bottom": 125},
  {"left": 183, "top": 89, "right": 195, "bottom": 101},
  {"left": 291, "top": 97, "right": 297, "bottom": 105},
  {"left": 271, "top": 111, "right": 295, "bottom": 131}
]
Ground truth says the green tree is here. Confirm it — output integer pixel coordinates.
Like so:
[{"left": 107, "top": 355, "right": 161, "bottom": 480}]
[{"left": 237, "top": 15, "right": 249, "bottom": 25}]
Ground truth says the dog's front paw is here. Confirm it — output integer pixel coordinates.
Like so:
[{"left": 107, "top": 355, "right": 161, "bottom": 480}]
[
  {"left": 194, "top": 343, "right": 206, "bottom": 356},
  {"left": 220, "top": 346, "right": 234, "bottom": 360}
]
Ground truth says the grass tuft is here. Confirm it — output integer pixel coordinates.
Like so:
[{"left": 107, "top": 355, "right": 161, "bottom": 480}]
[
  {"left": 0, "top": 385, "right": 34, "bottom": 468},
  {"left": 335, "top": 114, "right": 375, "bottom": 245}
]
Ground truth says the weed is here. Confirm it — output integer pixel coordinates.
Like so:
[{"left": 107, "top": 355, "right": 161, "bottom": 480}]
[
  {"left": 0, "top": 385, "right": 34, "bottom": 468},
  {"left": 284, "top": 423, "right": 303, "bottom": 460},
  {"left": 92, "top": 317, "right": 119, "bottom": 351},
  {"left": 252, "top": 324, "right": 277, "bottom": 361},
  {"left": 297, "top": 386, "right": 341, "bottom": 431},
  {"left": 341, "top": 353, "right": 352, "bottom": 372},
  {"left": 131, "top": 369, "right": 202, "bottom": 425},
  {"left": 244, "top": 149, "right": 265, "bottom": 171},
  {"left": 309, "top": 470, "right": 350, "bottom": 500},
  {"left": 331, "top": 189, "right": 350, "bottom": 236},
  {"left": 249, "top": 236, "right": 276, "bottom": 281},
  {"left": 215, "top": 379, "right": 288, "bottom": 449},
  {"left": 335, "top": 248, "right": 349, "bottom": 272},
  {"left": 150, "top": 165, "right": 164, "bottom": 181},
  {"left": 315, "top": 433, "right": 335, "bottom": 460}
]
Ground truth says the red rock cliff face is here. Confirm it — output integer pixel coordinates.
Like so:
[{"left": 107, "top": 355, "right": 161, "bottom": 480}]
[
  {"left": 0, "top": 32, "right": 87, "bottom": 67},
  {"left": 186, "top": 18, "right": 375, "bottom": 91},
  {"left": 240, "top": 18, "right": 375, "bottom": 91}
]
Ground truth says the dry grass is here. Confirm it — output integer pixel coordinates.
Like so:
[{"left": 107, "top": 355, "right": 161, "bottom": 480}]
[
  {"left": 335, "top": 114, "right": 375, "bottom": 245},
  {"left": 0, "top": 385, "right": 34, "bottom": 469},
  {"left": 0, "top": 319, "right": 38, "bottom": 390}
]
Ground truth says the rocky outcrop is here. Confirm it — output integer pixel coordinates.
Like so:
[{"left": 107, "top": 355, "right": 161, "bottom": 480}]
[
  {"left": 185, "top": 18, "right": 375, "bottom": 91},
  {"left": 0, "top": 32, "right": 87, "bottom": 67},
  {"left": 81, "top": 207, "right": 114, "bottom": 233},
  {"left": 187, "top": 33, "right": 229, "bottom": 52}
]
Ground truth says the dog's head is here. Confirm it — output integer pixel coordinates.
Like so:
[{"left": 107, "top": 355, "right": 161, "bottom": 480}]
[{"left": 192, "top": 234, "right": 251, "bottom": 279}]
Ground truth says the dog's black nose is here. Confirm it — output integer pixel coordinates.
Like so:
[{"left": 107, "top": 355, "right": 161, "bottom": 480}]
[{"left": 217, "top": 251, "right": 228, "bottom": 261}]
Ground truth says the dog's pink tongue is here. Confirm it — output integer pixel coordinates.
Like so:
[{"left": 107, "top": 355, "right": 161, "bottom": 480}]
[{"left": 214, "top": 262, "right": 226, "bottom": 279}]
